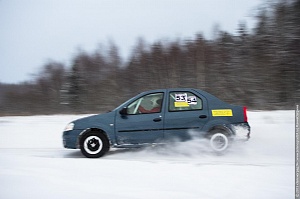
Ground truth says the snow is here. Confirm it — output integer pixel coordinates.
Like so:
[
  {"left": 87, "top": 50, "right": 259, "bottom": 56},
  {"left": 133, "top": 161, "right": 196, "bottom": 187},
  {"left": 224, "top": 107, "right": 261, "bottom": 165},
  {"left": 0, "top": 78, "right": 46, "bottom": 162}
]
[{"left": 0, "top": 111, "right": 295, "bottom": 199}]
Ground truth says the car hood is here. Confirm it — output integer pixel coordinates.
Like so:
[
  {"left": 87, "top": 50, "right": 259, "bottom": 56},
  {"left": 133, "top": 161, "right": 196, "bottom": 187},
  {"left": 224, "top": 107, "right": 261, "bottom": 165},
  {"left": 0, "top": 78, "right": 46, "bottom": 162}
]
[{"left": 72, "top": 111, "right": 116, "bottom": 130}]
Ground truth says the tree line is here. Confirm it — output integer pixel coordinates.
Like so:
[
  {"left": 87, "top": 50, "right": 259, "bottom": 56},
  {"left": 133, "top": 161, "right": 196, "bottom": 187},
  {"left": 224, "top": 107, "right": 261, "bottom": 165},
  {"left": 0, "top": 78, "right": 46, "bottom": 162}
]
[{"left": 0, "top": 0, "right": 299, "bottom": 115}]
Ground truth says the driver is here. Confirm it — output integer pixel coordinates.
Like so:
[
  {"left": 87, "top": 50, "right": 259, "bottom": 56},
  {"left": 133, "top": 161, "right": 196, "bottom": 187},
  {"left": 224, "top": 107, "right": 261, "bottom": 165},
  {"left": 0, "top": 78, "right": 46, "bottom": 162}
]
[{"left": 138, "top": 96, "right": 162, "bottom": 113}]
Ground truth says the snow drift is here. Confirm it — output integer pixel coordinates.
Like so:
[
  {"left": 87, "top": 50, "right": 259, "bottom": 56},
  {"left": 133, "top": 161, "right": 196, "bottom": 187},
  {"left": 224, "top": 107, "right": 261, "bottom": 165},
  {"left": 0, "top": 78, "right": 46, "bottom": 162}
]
[{"left": 0, "top": 111, "right": 295, "bottom": 199}]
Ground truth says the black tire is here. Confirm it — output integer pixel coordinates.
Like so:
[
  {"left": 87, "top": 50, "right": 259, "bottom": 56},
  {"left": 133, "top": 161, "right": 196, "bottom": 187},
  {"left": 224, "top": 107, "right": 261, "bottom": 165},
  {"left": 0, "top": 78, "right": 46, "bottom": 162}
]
[
  {"left": 208, "top": 128, "right": 231, "bottom": 152},
  {"left": 80, "top": 131, "right": 109, "bottom": 158}
]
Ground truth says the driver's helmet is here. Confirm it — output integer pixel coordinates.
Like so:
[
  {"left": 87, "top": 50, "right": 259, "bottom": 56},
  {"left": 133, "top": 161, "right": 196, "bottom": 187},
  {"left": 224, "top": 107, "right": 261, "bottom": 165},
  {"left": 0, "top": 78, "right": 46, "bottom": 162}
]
[{"left": 150, "top": 95, "right": 162, "bottom": 107}]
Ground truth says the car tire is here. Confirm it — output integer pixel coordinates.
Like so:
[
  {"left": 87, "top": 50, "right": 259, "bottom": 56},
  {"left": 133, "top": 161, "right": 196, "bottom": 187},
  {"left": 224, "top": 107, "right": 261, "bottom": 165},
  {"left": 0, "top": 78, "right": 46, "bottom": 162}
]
[
  {"left": 208, "top": 129, "right": 230, "bottom": 152},
  {"left": 80, "top": 131, "right": 109, "bottom": 158}
]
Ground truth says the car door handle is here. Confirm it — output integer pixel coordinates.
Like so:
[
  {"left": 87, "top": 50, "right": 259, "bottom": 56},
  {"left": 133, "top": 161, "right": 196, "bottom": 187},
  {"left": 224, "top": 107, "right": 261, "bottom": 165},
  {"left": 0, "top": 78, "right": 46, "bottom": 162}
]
[
  {"left": 199, "top": 115, "right": 207, "bottom": 119},
  {"left": 153, "top": 118, "right": 162, "bottom": 122}
]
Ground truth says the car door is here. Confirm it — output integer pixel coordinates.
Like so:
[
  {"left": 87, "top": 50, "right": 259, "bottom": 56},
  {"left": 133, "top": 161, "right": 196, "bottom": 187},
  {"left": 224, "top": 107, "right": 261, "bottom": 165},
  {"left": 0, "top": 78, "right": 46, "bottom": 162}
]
[
  {"left": 115, "top": 92, "right": 165, "bottom": 145},
  {"left": 163, "top": 89, "right": 209, "bottom": 141}
]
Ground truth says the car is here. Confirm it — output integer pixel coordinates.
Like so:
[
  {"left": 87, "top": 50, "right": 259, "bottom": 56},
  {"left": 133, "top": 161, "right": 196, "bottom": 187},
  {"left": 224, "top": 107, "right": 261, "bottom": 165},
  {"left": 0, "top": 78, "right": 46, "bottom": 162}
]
[{"left": 62, "top": 88, "right": 250, "bottom": 158}]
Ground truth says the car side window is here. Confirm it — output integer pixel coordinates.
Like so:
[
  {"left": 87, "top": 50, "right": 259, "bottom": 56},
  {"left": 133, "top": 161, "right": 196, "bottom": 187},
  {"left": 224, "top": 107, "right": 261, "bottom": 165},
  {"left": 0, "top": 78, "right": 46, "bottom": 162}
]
[
  {"left": 127, "top": 93, "right": 163, "bottom": 115},
  {"left": 169, "top": 92, "right": 202, "bottom": 112}
]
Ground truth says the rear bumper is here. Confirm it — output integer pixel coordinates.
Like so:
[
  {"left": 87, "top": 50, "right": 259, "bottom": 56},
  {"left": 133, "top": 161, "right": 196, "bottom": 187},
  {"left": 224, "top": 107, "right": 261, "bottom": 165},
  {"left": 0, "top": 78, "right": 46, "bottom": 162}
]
[{"left": 231, "top": 122, "right": 250, "bottom": 140}]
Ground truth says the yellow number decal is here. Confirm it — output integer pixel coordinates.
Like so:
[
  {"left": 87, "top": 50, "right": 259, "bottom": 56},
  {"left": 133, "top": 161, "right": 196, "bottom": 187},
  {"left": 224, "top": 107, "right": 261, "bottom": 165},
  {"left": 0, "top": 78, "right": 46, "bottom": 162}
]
[
  {"left": 174, "top": 101, "right": 189, "bottom": 107},
  {"left": 211, "top": 109, "right": 233, "bottom": 116}
]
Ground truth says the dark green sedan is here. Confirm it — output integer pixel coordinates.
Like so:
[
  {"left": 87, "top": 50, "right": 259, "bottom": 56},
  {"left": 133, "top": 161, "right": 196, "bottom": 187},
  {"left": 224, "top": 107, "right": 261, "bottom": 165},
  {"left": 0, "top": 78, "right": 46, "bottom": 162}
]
[{"left": 63, "top": 88, "right": 250, "bottom": 158}]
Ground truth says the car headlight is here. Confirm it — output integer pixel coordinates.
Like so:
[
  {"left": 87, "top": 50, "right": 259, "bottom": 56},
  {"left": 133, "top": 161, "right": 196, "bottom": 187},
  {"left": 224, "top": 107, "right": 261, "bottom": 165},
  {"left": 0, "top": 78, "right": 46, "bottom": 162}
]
[{"left": 64, "top": 123, "right": 74, "bottom": 131}]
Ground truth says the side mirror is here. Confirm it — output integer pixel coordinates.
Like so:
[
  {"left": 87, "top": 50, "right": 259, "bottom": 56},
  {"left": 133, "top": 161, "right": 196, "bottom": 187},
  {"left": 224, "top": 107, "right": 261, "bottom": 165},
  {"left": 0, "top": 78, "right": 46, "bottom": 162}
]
[{"left": 119, "top": 107, "right": 128, "bottom": 115}]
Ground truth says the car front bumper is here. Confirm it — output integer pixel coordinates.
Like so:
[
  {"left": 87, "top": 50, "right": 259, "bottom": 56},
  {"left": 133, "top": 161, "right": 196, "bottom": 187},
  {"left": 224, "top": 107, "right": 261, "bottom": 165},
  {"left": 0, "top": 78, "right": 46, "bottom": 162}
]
[{"left": 62, "top": 129, "right": 82, "bottom": 149}]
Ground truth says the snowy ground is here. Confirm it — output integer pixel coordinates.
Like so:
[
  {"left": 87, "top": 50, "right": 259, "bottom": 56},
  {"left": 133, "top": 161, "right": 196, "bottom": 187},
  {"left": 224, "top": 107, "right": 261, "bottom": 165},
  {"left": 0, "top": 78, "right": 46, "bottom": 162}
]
[{"left": 0, "top": 111, "right": 295, "bottom": 199}]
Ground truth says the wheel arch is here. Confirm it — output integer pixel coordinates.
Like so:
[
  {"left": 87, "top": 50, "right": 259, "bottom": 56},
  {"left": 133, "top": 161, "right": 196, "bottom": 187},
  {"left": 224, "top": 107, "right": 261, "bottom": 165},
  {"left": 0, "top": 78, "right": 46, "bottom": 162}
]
[
  {"left": 77, "top": 128, "right": 111, "bottom": 148},
  {"left": 205, "top": 125, "right": 234, "bottom": 138}
]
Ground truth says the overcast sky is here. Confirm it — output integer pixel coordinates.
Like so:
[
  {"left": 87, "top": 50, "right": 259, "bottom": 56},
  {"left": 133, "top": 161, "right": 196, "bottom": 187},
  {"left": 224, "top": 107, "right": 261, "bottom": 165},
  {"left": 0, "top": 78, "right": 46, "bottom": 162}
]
[{"left": 0, "top": 0, "right": 262, "bottom": 84}]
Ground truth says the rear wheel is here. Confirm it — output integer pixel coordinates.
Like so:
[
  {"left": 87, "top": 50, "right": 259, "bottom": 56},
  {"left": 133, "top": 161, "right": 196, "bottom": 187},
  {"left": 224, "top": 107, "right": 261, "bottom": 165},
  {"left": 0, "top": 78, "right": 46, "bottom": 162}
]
[
  {"left": 80, "top": 131, "right": 109, "bottom": 158},
  {"left": 210, "top": 133, "right": 229, "bottom": 152},
  {"left": 208, "top": 128, "right": 231, "bottom": 152}
]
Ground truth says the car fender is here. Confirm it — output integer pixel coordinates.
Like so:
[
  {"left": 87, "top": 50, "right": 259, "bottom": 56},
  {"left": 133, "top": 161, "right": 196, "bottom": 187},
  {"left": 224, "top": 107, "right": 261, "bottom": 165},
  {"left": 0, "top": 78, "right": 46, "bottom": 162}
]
[
  {"left": 202, "top": 119, "right": 234, "bottom": 136},
  {"left": 77, "top": 127, "right": 115, "bottom": 148}
]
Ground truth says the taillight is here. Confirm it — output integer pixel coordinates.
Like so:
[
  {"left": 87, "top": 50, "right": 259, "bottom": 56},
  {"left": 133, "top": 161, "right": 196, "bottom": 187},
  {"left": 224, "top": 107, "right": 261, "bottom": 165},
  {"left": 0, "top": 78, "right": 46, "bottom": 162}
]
[{"left": 243, "top": 106, "right": 248, "bottom": 122}]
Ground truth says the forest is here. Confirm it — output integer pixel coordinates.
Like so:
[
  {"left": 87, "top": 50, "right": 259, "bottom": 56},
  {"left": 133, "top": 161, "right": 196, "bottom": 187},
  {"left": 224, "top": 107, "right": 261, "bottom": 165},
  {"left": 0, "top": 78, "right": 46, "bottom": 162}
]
[{"left": 0, "top": 0, "right": 299, "bottom": 115}]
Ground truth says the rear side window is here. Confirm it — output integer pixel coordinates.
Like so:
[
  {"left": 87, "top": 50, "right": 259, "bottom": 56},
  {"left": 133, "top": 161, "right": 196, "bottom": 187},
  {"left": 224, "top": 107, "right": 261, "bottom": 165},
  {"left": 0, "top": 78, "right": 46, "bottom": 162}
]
[{"left": 169, "top": 92, "right": 202, "bottom": 112}]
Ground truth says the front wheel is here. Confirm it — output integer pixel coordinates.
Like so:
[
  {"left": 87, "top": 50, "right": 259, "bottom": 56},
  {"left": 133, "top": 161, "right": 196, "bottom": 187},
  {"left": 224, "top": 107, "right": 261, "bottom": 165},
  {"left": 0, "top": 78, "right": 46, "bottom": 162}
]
[
  {"left": 80, "top": 131, "right": 109, "bottom": 158},
  {"left": 209, "top": 133, "right": 229, "bottom": 152}
]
